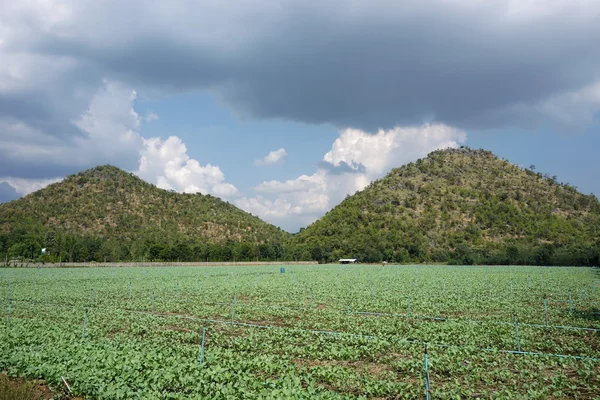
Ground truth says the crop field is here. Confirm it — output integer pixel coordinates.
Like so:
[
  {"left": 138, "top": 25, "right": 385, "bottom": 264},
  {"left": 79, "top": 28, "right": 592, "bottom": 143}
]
[{"left": 1, "top": 265, "right": 599, "bottom": 399}]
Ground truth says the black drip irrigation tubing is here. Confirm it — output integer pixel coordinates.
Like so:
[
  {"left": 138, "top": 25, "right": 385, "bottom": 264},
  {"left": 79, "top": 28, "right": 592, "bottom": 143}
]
[
  {"left": 4, "top": 296, "right": 600, "bottom": 334},
  {"left": 4, "top": 299, "right": 600, "bottom": 363}
]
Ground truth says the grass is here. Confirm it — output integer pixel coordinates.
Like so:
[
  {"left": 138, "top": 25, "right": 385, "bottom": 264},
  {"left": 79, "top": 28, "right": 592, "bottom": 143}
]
[{"left": 0, "top": 374, "right": 38, "bottom": 400}]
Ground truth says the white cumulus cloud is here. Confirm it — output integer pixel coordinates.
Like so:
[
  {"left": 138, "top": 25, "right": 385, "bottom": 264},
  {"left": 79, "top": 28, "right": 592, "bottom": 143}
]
[
  {"left": 4, "top": 0, "right": 598, "bottom": 155},
  {"left": 324, "top": 125, "right": 466, "bottom": 176},
  {"left": 236, "top": 124, "right": 466, "bottom": 231},
  {"left": 137, "top": 136, "right": 239, "bottom": 197},
  {"left": 254, "top": 148, "right": 287, "bottom": 166},
  {"left": 255, "top": 174, "right": 321, "bottom": 193},
  {"left": 144, "top": 112, "right": 159, "bottom": 123},
  {"left": 0, "top": 177, "right": 63, "bottom": 196},
  {"left": 0, "top": 80, "right": 238, "bottom": 200}
]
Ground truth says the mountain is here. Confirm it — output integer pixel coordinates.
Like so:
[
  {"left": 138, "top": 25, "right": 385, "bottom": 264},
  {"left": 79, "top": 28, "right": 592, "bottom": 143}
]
[
  {"left": 2, "top": 150, "right": 599, "bottom": 266},
  {"left": 289, "top": 147, "right": 600, "bottom": 266},
  {"left": 0, "top": 165, "right": 288, "bottom": 262}
]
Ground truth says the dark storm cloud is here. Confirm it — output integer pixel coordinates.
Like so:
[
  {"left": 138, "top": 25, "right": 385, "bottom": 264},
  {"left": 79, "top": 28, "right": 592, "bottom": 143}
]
[
  {"left": 1, "top": 1, "right": 600, "bottom": 181},
  {"left": 29, "top": 1, "right": 595, "bottom": 132},
  {"left": 0, "top": 152, "right": 82, "bottom": 180},
  {"left": 0, "top": 93, "right": 86, "bottom": 140},
  {"left": 217, "top": 25, "right": 598, "bottom": 131}
]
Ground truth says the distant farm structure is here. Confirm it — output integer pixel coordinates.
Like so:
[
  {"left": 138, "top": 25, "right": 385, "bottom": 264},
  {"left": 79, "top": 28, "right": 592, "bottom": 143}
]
[{"left": 339, "top": 258, "right": 357, "bottom": 264}]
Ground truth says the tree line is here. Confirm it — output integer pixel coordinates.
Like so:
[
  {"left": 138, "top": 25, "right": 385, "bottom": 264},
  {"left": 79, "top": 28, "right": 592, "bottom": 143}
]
[{"left": 1, "top": 230, "right": 598, "bottom": 266}]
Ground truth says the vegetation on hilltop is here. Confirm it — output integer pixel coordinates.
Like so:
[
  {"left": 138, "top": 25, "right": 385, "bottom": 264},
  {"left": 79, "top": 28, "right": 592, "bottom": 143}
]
[
  {"left": 289, "top": 147, "right": 600, "bottom": 265},
  {"left": 1, "top": 149, "right": 599, "bottom": 265},
  {"left": 0, "top": 165, "right": 289, "bottom": 262}
]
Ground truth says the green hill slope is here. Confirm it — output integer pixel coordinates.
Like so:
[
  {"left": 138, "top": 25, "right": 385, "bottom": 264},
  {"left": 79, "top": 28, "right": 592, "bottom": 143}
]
[
  {"left": 0, "top": 165, "right": 288, "bottom": 262},
  {"left": 289, "top": 148, "right": 600, "bottom": 265}
]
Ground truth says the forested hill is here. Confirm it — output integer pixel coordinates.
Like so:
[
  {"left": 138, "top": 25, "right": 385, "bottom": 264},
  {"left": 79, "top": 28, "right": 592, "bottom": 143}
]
[
  {"left": 290, "top": 148, "right": 600, "bottom": 266},
  {"left": 2, "top": 150, "right": 599, "bottom": 265},
  {"left": 0, "top": 165, "right": 289, "bottom": 262}
]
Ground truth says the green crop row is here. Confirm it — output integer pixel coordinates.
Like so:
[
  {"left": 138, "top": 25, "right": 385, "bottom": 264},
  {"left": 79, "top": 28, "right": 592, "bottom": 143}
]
[{"left": 0, "top": 265, "right": 598, "bottom": 399}]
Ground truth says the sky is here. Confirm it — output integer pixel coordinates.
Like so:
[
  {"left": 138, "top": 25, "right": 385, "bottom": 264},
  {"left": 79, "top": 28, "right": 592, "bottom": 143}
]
[{"left": 0, "top": 1, "right": 599, "bottom": 232}]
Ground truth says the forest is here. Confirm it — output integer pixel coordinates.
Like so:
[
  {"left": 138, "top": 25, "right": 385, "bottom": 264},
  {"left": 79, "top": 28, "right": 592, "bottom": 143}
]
[{"left": 1, "top": 149, "right": 599, "bottom": 266}]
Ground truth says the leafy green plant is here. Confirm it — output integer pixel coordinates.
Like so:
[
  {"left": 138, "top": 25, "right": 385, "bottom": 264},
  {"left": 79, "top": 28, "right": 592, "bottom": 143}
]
[{"left": 0, "top": 264, "right": 599, "bottom": 398}]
